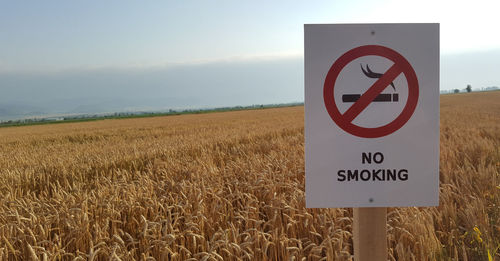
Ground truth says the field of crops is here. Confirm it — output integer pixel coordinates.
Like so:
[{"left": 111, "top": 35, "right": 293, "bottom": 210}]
[{"left": 0, "top": 91, "right": 498, "bottom": 260}]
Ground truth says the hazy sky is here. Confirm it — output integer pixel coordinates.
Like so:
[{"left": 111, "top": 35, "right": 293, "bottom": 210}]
[
  {"left": 2, "top": 0, "right": 499, "bottom": 71},
  {"left": 0, "top": 0, "right": 499, "bottom": 118}
]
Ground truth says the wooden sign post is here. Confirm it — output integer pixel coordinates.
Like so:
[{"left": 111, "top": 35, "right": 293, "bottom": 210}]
[{"left": 353, "top": 208, "right": 387, "bottom": 261}]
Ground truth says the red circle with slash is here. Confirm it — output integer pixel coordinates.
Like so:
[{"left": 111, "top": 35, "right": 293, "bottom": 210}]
[{"left": 323, "top": 45, "right": 419, "bottom": 138}]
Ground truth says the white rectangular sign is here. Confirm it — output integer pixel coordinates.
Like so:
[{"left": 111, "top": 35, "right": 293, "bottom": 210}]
[{"left": 305, "top": 24, "right": 439, "bottom": 207}]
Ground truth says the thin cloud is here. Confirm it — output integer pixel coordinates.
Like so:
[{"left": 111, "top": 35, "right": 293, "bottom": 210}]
[{"left": 0, "top": 51, "right": 303, "bottom": 74}]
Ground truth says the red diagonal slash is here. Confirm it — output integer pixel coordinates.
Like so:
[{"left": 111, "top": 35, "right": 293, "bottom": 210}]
[{"left": 342, "top": 63, "right": 403, "bottom": 122}]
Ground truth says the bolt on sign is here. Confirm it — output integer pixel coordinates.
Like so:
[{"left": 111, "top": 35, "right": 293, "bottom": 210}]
[{"left": 305, "top": 24, "right": 439, "bottom": 207}]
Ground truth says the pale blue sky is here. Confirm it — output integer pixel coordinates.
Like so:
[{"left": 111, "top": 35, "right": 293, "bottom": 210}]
[
  {"left": 0, "top": 1, "right": 499, "bottom": 119},
  {"left": 3, "top": 0, "right": 498, "bottom": 71},
  {"left": 1, "top": 0, "right": 351, "bottom": 71}
]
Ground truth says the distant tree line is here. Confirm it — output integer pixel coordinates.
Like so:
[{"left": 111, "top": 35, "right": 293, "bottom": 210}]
[
  {"left": 441, "top": 85, "right": 498, "bottom": 94},
  {"left": 0, "top": 102, "right": 304, "bottom": 127}
]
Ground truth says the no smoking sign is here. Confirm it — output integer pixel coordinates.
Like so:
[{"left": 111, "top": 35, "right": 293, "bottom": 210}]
[
  {"left": 305, "top": 24, "right": 439, "bottom": 208},
  {"left": 324, "top": 45, "right": 418, "bottom": 138}
]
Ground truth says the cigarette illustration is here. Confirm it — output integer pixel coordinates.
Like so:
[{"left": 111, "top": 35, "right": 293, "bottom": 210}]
[
  {"left": 342, "top": 93, "right": 399, "bottom": 103},
  {"left": 342, "top": 64, "right": 399, "bottom": 103}
]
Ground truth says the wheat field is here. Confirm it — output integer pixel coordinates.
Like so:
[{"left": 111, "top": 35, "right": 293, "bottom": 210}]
[{"left": 0, "top": 91, "right": 499, "bottom": 260}]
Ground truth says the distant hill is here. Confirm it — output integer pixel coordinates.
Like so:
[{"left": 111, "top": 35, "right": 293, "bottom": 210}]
[{"left": 0, "top": 56, "right": 303, "bottom": 121}]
